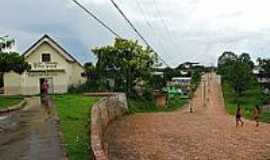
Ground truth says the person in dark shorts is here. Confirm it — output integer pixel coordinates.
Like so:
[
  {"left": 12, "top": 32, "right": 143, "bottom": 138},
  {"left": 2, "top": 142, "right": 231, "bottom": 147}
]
[
  {"left": 253, "top": 105, "right": 261, "bottom": 127},
  {"left": 236, "top": 104, "right": 244, "bottom": 127}
]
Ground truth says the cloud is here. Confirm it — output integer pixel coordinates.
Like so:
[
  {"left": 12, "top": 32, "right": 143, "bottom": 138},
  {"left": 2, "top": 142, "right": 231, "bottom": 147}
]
[{"left": 1, "top": 0, "right": 270, "bottom": 67}]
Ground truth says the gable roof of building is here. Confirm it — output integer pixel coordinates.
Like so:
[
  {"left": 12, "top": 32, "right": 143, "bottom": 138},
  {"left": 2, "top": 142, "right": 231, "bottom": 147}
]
[{"left": 23, "top": 34, "right": 83, "bottom": 67}]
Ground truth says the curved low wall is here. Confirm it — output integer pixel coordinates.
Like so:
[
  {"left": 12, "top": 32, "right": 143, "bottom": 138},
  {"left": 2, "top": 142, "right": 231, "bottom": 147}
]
[
  {"left": 0, "top": 99, "right": 27, "bottom": 114},
  {"left": 91, "top": 93, "right": 128, "bottom": 160}
]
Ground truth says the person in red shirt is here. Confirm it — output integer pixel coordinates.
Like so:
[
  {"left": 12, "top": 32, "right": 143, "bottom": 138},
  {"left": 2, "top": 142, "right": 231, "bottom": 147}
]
[
  {"left": 42, "top": 80, "right": 49, "bottom": 96},
  {"left": 41, "top": 79, "right": 49, "bottom": 105}
]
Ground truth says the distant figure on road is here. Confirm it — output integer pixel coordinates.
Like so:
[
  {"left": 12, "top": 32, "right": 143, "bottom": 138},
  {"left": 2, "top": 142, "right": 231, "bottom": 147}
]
[
  {"left": 189, "top": 102, "right": 193, "bottom": 113},
  {"left": 253, "top": 105, "right": 261, "bottom": 127},
  {"left": 236, "top": 104, "right": 244, "bottom": 127}
]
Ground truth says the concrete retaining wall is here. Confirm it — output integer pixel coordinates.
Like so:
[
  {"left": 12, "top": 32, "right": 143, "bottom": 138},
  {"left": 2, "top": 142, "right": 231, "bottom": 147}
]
[{"left": 91, "top": 93, "right": 128, "bottom": 160}]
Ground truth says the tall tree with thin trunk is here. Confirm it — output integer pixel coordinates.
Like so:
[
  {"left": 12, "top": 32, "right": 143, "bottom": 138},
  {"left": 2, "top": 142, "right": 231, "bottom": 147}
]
[
  {"left": 218, "top": 52, "right": 255, "bottom": 98},
  {"left": 92, "top": 38, "right": 158, "bottom": 97}
]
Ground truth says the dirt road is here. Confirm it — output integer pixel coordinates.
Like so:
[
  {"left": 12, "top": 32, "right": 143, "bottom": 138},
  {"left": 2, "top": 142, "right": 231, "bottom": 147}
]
[
  {"left": 105, "top": 73, "right": 270, "bottom": 160},
  {"left": 0, "top": 97, "right": 65, "bottom": 160}
]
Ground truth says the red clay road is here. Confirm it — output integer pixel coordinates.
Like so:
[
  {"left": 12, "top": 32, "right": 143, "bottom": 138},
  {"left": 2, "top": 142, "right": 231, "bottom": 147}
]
[{"left": 105, "top": 73, "right": 270, "bottom": 160}]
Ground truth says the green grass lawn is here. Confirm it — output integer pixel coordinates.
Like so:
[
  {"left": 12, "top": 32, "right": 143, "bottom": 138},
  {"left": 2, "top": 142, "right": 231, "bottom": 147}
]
[
  {"left": 222, "top": 82, "right": 270, "bottom": 123},
  {"left": 128, "top": 96, "right": 188, "bottom": 113},
  {"left": 53, "top": 94, "right": 99, "bottom": 160},
  {"left": 0, "top": 96, "right": 24, "bottom": 109}
]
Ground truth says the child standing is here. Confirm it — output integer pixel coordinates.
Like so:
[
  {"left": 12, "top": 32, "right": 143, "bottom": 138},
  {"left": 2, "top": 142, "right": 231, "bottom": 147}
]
[
  {"left": 253, "top": 105, "right": 261, "bottom": 127},
  {"left": 236, "top": 104, "right": 244, "bottom": 127}
]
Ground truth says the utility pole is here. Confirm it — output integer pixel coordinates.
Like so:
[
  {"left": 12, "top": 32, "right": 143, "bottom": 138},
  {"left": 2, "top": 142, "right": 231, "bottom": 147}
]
[{"left": 201, "top": 76, "right": 206, "bottom": 107}]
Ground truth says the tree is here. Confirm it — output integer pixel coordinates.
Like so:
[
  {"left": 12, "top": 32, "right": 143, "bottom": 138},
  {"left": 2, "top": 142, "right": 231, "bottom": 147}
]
[
  {"left": 217, "top": 51, "right": 237, "bottom": 77},
  {"left": 239, "top": 53, "right": 254, "bottom": 69},
  {"left": 218, "top": 51, "right": 237, "bottom": 65},
  {"left": 83, "top": 62, "right": 97, "bottom": 80},
  {"left": 92, "top": 38, "right": 158, "bottom": 97},
  {"left": 162, "top": 67, "right": 180, "bottom": 81},
  {"left": 0, "top": 36, "right": 15, "bottom": 52},
  {"left": 257, "top": 58, "right": 270, "bottom": 74},
  {"left": 0, "top": 52, "right": 30, "bottom": 87},
  {"left": 226, "top": 60, "right": 254, "bottom": 96},
  {"left": 191, "top": 68, "right": 202, "bottom": 91},
  {"left": 218, "top": 52, "right": 255, "bottom": 97}
]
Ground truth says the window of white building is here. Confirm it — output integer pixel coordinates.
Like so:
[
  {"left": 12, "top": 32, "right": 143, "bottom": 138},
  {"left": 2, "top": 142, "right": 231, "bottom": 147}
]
[{"left": 42, "top": 53, "right": 51, "bottom": 62}]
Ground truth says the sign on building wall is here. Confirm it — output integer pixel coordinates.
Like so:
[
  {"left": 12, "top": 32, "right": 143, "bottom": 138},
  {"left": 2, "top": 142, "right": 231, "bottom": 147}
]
[
  {"left": 28, "top": 71, "right": 59, "bottom": 77},
  {"left": 32, "top": 62, "right": 58, "bottom": 69}
]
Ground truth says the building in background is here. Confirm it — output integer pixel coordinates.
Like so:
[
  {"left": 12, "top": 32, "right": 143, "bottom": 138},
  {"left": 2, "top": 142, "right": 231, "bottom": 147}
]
[
  {"left": 165, "top": 77, "right": 192, "bottom": 98},
  {"left": 253, "top": 66, "right": 270, "bottom": 94},
  {"left": 171, "top": 77, "right": 192, "bottom": 86},
  {"left": 4, "top": 34, "right": 86, "bottom": 95}
]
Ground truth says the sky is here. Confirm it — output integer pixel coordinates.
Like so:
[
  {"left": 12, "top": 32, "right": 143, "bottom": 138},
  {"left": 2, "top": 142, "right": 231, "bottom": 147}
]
[{"left": 1, "top": 0, "right": 270, "bottom": 67}]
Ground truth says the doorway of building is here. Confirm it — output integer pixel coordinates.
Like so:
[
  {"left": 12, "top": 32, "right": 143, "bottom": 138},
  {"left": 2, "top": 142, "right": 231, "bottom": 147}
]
[
  {"left": 39, "top": 78, "right": 54, "bottom": 94},
  {"left": 0, "top": 73, "right": 4, "bottom": 94}
]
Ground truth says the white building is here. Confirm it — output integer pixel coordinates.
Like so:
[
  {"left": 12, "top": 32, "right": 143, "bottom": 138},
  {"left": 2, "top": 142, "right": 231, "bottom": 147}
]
[
  {"left": 3, "top": 34, "right": 86, "bottom": 95},
  {"left": 172, "top": 77, "right": 192, "bottom": 86}
]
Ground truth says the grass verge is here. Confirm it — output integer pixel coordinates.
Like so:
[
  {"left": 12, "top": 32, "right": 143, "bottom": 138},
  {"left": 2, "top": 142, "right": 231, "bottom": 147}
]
[
  {"left": 54, "top": 94, "right": 99, "bottom": 160},
  {"left": 128, "top": 96, "right": 188, "bottom": 113},
  {"left": 0, "top": 96, "right": 24, "bottom": 109},
  {"left": 222, "top": 82, "right": 270, "bottom": 123}
]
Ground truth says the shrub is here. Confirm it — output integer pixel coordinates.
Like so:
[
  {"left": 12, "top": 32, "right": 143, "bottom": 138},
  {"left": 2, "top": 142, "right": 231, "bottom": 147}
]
[{"left": 68, "top": 80, "right": 110, "bottom": 93}]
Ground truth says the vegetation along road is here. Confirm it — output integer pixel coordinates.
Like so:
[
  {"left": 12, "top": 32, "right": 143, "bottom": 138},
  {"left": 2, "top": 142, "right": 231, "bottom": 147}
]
[{"left": 105, "top": 73, "right": 270, "bottom": 160}]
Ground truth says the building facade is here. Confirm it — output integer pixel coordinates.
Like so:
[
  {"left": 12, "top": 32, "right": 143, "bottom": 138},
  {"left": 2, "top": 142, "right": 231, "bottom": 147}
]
[
  {"left": 4, "top": 35, "right": 86, "bottom": 95},
  {"left": 171, "top": 77, "right": 192, "bottom": 86},
  {"left": 253, "top": 66, "right": 270, "bottom": 94}
]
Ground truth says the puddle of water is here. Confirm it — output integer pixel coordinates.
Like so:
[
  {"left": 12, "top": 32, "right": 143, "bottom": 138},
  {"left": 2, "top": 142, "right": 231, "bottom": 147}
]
[
  {"left": 0, "top": 96, "right": 65, "bottom": 160},
  {"left": 0, "top": 116, "right": 8, "bottom": 120}
]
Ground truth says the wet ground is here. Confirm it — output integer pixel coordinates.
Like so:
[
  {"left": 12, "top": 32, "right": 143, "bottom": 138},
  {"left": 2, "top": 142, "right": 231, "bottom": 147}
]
[{"left": 0, "top": 97, "right": 65, "bottom": 160}]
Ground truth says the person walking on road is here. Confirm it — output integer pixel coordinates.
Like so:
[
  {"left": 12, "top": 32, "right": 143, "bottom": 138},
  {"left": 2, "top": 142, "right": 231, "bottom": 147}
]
[
  {"left": 253, "top": 105, "right": 261, "bottom": 127},
  {"left": 189, "top": 102, "right": 193, "bottom": 113},
  {"left": 236, "top": 104, "right": 244, "bottom": 127}
]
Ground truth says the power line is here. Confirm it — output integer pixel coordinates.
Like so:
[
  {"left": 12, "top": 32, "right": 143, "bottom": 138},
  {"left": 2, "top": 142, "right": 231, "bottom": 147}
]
[
  {"left": 109, "top": 0, "right": 170, "bottom": 67},
  {"left": 109, "top": 0, "right": 169, "bottom": 67},
  {"left": 109, "top": 0, "right": 151, "bottom": 46},
  {"left": 71, "top": 0, "right": 170, "bottom": 67},
  {"left": 152, "top": 0, "right": 178, "bottom": 50},
  {"left": 71, "top": 0, "right": 121, "bottom": 38},
  {"left": 134, "top": 0, "right": 153, "bottom": 29},
  {"left": 133, "top": 0, "right": 168, "bottom": 59}
]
